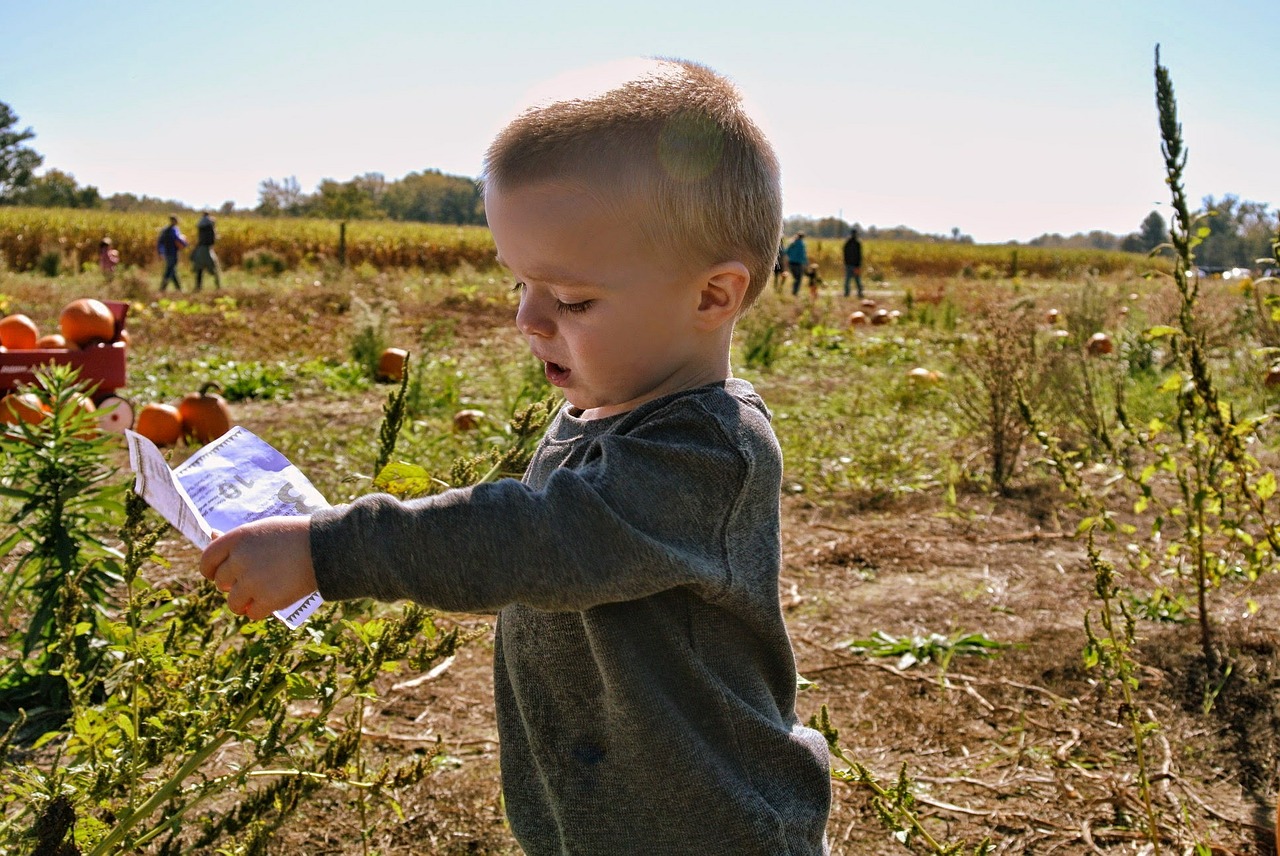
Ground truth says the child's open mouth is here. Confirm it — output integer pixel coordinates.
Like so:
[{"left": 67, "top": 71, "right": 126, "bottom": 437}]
[{"left": 543, "top": 361, "right": 570, "bottom": 387}]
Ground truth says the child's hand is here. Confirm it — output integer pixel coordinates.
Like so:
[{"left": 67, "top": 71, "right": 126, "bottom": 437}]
[{"left": 199, "top": 516, "right": 317, "bottom": 621}]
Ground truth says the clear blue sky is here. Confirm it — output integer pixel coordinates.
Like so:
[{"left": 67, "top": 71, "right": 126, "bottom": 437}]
[{"left": 3, "top": 0, "right": 1276, "bottom": 243}]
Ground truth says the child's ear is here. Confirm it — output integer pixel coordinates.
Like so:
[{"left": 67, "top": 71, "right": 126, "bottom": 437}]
[{"left": 694, "top": 262, "right": 750, "bottom": 330}]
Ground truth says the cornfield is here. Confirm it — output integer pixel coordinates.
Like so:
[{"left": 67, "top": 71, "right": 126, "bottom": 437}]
[
  {"left": 805, "top": 236, "right": 1167, "bottom": 279},
  {"left": 0, "top": 208, "right": 496, "bottom": 273},
  {"left": 0, "top": 206, "right": 1165, "bottom": 280}
]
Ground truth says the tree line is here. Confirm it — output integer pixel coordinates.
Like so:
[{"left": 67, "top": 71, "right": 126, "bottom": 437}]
[{"left": 1, "top": 99, "right": 1274, "bottom": 266}]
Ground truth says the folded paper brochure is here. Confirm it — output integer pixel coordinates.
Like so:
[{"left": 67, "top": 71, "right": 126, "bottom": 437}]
[{"left": 125, "top": 426, "right": 326, "bottom": 628}]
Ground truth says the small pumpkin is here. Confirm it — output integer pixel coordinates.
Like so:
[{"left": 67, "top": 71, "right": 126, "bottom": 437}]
[
  {"left": 0, "top": 314, "right": 39, "bottom": 350},
  {"left": 135, "top": 403, "right": 184, "bottom": 446},
  {"left": 60, "top": 298, "right": 116, "bottom": 348},
  {"left": 848, "top": 311, "right": 868, "bottom": 326},
  {"left": 377, "top": 347, "right": 409, "bottom": 382},
  {"left": 34, "top": 333, "right": 68, "bottom": 349},
  {"left": 0, "top": 392, "right": 48, "bottom": 426},
  {"left": 1086, "top": 332, "right": 1114, "bottom": 356},
  {"left": 178, "top": 382, "right": 232, "bottom": 444}
]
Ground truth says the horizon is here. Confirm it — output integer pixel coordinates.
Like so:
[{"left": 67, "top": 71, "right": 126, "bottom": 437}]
[{"left": 2, "top": 1, "right": 1277, "bottom": 245}]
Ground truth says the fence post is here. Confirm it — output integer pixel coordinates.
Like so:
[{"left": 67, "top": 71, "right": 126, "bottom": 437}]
[{"left": 338, "top": 221, "right": 347, "bottom": 267}]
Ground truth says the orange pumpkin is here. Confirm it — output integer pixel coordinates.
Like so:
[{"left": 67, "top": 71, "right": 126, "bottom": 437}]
[
  {"left": 60, "top": 298, "right": 116, "bottom": 348},
  {"left": 1086, "top": 332, "right": 1114, "bottom": 356},
  {"left": 34, "top": 333, "right": 68, "bottom": 349},
  {"left": 0, "top": 314, "right": 39, "bottom": 350},
  {"left": 135, "top": 403, "right": 184, "bottom": 446},
  {"left": 0, "top": 392, "right": 48, "bottom": 426},
  {"left": 848, "top": 311, "right": 868, "bottom": 326},
  {"left": 377, "top": 347, "right": 409, "bottom": 382},
  {"left": 178, "top": 383, "right": 232, "bottom": 444}
]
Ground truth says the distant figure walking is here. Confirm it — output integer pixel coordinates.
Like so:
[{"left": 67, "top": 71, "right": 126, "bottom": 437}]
[
  {"left": 157, "top": 215, "right": 188, "bottom": 292},
  {"left": 785, "top": 232, "right": 807, "bottom": 297},
  {"left": 842, "top": 228, "right": 863, "bottom": 298},
  {"left": 773, "top": 241, "right": 786, "bottom": 291},
  {"left": 192, "top": 212, "right": 222, "bottom": 290},
  {"left": 98, "top": 237, "right": 120, "bottom": 282}
]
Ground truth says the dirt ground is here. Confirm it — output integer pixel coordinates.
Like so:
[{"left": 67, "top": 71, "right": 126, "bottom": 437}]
[
  {"left": 256, "top": 484, "right": 1280, "bottom": 855},
  {"left": 164, "top": 285, "right": 1280, "bottom": 855}
]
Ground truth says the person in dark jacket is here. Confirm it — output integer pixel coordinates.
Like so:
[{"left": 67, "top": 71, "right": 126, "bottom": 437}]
[
  {"left": 842, "top": 228, "right": 863, "bottom": 298},
  {"left": 156, "top": 215, "right": 188, "bottom": 292},
  {"left": 192, "top": 212, "right": 222, "bottom": 290},
  {"left": 785, "top": 232, "right": 807, "bottom": 297}
]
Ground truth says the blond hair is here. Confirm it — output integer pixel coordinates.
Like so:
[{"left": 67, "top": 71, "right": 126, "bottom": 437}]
[{"left": 482, "top": 59, "right": 781, "bottom": 309}]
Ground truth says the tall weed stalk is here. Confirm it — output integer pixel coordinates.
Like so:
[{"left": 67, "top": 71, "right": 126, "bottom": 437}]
[{"left": 0, "top": 365, "right": 125, "bottom": 718}]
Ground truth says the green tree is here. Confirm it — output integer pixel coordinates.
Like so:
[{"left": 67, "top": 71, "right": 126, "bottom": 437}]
[
  {"left": 255, "top": 175, "right": 305, "bottom": 215},
  {"left": 313, "top": 178, "right": 381, "bottom": 220},
  {"left": 1138, "top": 210, "right": 1166, "bottom": 250},
  {"left": 0, "top": 101, "right": 43, "bottom": 201},
  {"left": 382, "top": 168, "right": 483, "bottom": 225},
  {"left": 1197, "top": 194, "right": 1277, "bottom": 268},
  {"left": 1121, "top": 211, "right": 1167, "bottom": 253},
  {"left": 8, "top": 168, "right": 101, "bottom": 208}
]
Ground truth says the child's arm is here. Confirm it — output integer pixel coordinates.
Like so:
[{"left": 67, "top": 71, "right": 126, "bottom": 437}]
[{"left": 199, "top": 516, "right": 317, "bottom": 620}]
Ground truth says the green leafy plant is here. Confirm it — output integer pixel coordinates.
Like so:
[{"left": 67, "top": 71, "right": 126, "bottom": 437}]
[
  {"left": 811, "top": 705, "right": 993, "bottom": 855},
  {"left": 0, "top": 378, "right": 469, "bottom": 854},
  {"left": 839, "top": 629, "right": 1009, "bottom": 682},
  {"left": 0, "top": 365, "right": 125, "bottom": 718}
]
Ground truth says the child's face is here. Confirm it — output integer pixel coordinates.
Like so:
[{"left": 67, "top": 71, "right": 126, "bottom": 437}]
[{"left": 486, "top": 181, "right": 714, "bottom": 420}]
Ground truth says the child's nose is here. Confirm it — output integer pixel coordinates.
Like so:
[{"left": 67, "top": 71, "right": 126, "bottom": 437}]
[{"left": 515, "top": 288, "right": 555, "bottom": 338}]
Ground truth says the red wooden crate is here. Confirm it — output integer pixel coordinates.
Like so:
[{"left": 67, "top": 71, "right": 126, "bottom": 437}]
[{"left": 0, "top": 300, "right": 128, "bottom": 401}]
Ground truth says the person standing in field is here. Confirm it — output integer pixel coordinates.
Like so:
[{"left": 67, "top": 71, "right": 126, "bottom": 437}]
[
  {"left": 786, "top": 231, "right": 807, "bottom": 296},
  {"left": 200, "top": 58, "right": 832, "bottom": 856},
  {"left": 97, "top": 237, "right": 120, "bottom": 281},
  {"left": 156, "top": 215, "right": 188, "bottom": 292},
  {"left": 842, "top": 227, "right": 863, "bottom": 298},
  {"left": 192, "top": 211, "right": 222, "bottom": 290},
  {"left": 774, "top": 240, "right": 786, "bottom": 291}
]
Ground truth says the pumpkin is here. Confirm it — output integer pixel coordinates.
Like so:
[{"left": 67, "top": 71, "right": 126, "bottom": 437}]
[
  {"left": 377, "top": 347, "right": 409, "bottom": 382},
  {"left": 0, "top": 392, "right": 48, "bottom": 426},
  {"left": 178, "top": 383, "right": 232, "bottom": 443},
  {"left": 848, "top": 311, "right": 868, "bottom": 326},
  {"left": 1265, "top": 366, "right": 1280, "bottom": 388},
  {"left": 871, "top": 309, "right": 891, "bottom": 325},
  {"left": 60, "top": 298, "right": 116, "bottom": 348},
  {"left": 860, "top": 298, "right": 876, "bottom": 310},
  {"left": 34, "top": 333, "right": 68, "bottom": 349},
  {"left": 1086, "top": 332, "right": 1114, "bottom": 356},
  {"left": 453, "top": 409, "right": 485, "bottom": 431},
  {"left": 135, "top": 403, "right": 184, "bottom": 446},
  {"left": 0, "top": 314, "right": 39, "bottom": 349}
]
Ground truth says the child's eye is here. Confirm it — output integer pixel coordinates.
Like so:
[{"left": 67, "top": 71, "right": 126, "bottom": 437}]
[{"left": 556, "top": 300, "right": 593, "bottom": 314}]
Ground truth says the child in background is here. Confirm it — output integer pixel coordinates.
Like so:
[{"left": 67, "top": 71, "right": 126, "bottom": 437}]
[
  {"left": 200, "top": 58, "right": 831, "bottom": 855},
  {"left": 98, "top": 237, "right": 120, "bottom": 281}
]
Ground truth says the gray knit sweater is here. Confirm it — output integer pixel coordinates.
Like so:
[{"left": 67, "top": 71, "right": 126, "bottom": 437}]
[{"left": 310, "top": 379, "right": 831, "bottom": 854}]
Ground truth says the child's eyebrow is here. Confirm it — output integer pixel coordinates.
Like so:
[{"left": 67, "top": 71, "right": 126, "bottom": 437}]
[{"left": 500, "top": 262, "right": 597, "bottom": 290}]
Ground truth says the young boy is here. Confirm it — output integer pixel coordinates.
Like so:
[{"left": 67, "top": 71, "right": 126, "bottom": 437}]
[{"left": 200, "top": 59, "right": 832, "bottom": 855}]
